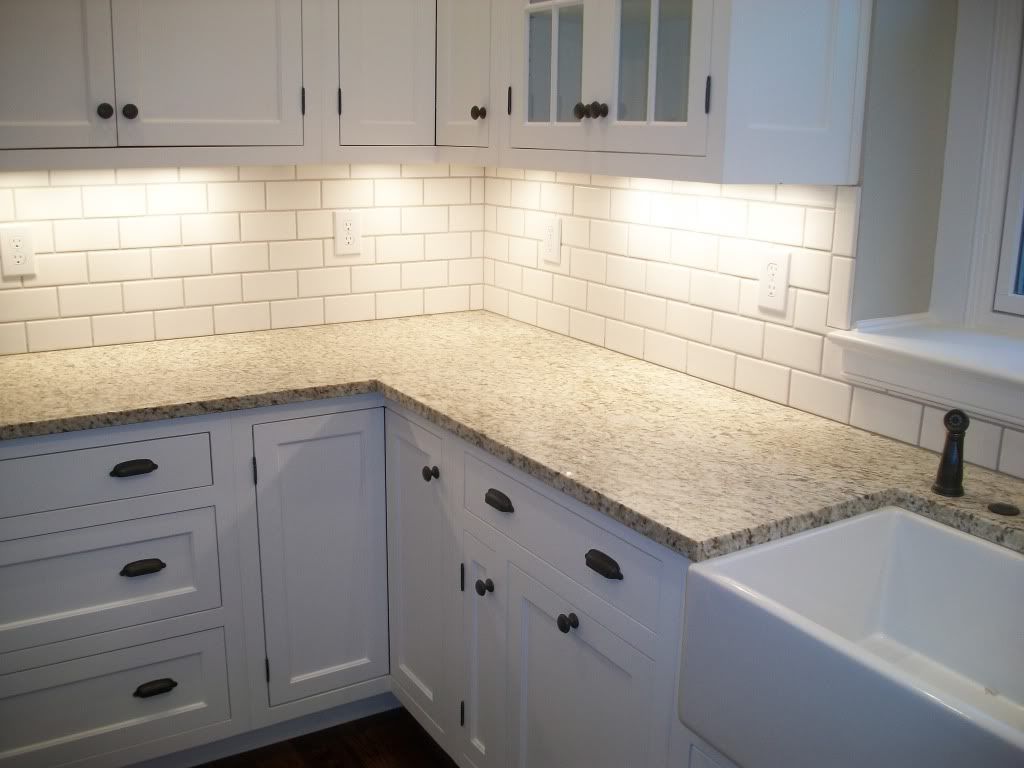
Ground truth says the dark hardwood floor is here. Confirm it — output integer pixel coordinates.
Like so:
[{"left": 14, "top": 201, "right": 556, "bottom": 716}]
[{"left": 200, "top": 709, "right": 457, "bottom": 768}]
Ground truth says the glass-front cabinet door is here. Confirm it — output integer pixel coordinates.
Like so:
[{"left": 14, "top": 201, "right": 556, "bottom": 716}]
[{"left": 509, "top": 0, "right": 712, "bottom": 156}]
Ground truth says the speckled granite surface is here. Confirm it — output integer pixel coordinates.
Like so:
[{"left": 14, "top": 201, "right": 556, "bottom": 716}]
[{"left": 1, "top": 311, "right": 1022, "bottom": 562}]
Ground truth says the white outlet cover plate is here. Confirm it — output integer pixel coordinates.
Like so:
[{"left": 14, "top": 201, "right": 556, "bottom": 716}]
[
  {"left": 758, "top": 250, "right": 790, "bottom": 312},
  {"left": 0, "top": 224, "right": 35, "bottom": 277},
  {"left": 541, "top": 216, "right": 562, "bottom": 265},
  {"left": 333, "top": 209, "right": 362, "bottom": 256}
]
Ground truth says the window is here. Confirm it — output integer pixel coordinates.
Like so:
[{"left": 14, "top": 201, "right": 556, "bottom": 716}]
[{"left": 994, "top": 48, "right": 1024, "bottom": 316}]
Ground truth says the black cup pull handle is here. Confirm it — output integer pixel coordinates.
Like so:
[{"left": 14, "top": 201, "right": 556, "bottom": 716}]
[
  {"left": 556, "top": 612, "right": 580, "bottom": 634},
  {"left": 120, "top": 558, "right": 167, "bottom": 578},
  {"left": 474, "top": 578, "right": 494, "bottom": 596},
  {"left": 484, "top": 488, "right": 514, "bottom": 514},
  {"left": 585, "top": 549, "right": 623, "bottom": 580},
  {"left": 110, "top": 458, "right": 159, "bottom": 478},
  {"left": 133, "top": 677, "right": 178, "bottom": 698},
  {"left": 421, "top": 465, "right": 440, "bottom": 482}
]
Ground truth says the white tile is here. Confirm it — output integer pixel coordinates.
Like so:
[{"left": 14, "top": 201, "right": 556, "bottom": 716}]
[
  {"left": 689, "top": 270, "right": 740, "bottom": 313},
  {"left": 83, "top": 185, "right": 146, "bottom": 217},
  {"left": 600, "top": 319, "right": 642, "bottom": 357},
  {"left": 587, "top": 283, "right": 625, "bottom": 319},
  {"left": 26, "top": 317, "right": 91, "bottom": 351},
  {"left": 214, "top": 302, "right": 270, "bottom": 334},
  {"left": 735, "top": 357, "right": 790, "bottom": 404},
  {"left": 208, "top": 182, "right": 265, "bottom": 212},
  {"left": 849, "top": 389, "right": 923, "bottom": 444},
  {"left": 184, "top": 274, "right": 242, "bottom": 306},
  {"left": 628, "top": 225, "right": 671, "bottom": 262},
  {"left": 666, "top": 301, "right": 713, "bottom": 343},
  {"left": 179, "top": 213, "right": 239, "bottom": 245},
  {"left": 821, "top": 337, "right": 846, "bottom": 379},
  {"left": 57, "top": 283, "right": 121, "bottom": 317},
  {"left": 495, "top": 167, "right": 525, "bottom": 180},
  {"left": 643, "top": 330, "right": 686, "bottom": 372},
  {"left": 716, "top": 238, "right": 767, "bottom": 280},
  {"left": 722, "top": 184, "right": 775, "bottom": 202},
  {"left": 297, "top": 164, "right": 350, "bottom": 180},
  {"left": 402, "top": 164, "right": 449, "bottom": 178},
  {"left": 793, "top": 290, "right": 829, "bottom": 335},
  {"left": 50, "top": 169, "right": 116, "bottom": 186},
  {"left": 376, "top": 179, "right": 423, "bottom": 207},
  {"left": 508, "top": 292, "right": 537, "bottom": 324},
  {"left": 610, "top": 190, "right": 651, "bottom": 224},
  {"left": 378, "top": 235, "right": 425, "bottom": 263},
  {"left": 573, "top": 186, "right": 611, "bottom": 219},
  {"left": 590, "top": 175, "right": 629, "bottom": 189},
  {"left": 239, "top": 165, "right": 295, "bottom": 181},
  {"left": 590, "top": 220, "right": 628, "bottom": 255},
  {"left": 351, "top": 164, "right": 401, "bottom": 179},
  {"left": 376, "top": 289, "right": 424, "bottom": 319},
  {"left": 494, "top": 262, "right": 522, "bottom": 292},
  {"left": 26, "top": 221, "right": 54, "bottom": 254},
  {"left": 0, "top": 287, "right": 59, "bottom": 321},
  {"left": 424, "top": 178, "right": 471, "bottom": 206},
  {"left": 297, "top": 210, "right": 333, "bottom": 239},
  {"left": 471, "top": 178, "right": 484, "bottom": 204},
  {"left": 240, "top": 212, "right": 296, "bottom": 242},
  {"left": 998, "top": 429, "right": 1024, "bottom": 479},
  {"left": 695, "top": 197, "right": 747, "bottom": 238},
  {"left": 687, "top": 343, "right": 735, "bottom": 387},
  {"left": 155, "top": 306, "right": 214, "bottom": 340},
  {"left": 561, "top": 217, "right": 589, "bottom": 248},
  {"left": 322, "top": 180, "right": 374, "bottom": 208},
  {"left": 123, "top": 278, "right": 183, "bottom": 312},
  {"left": 624, "top": 292, "right": 666, "bottom": 330},
  {"left": 919, "top": 407, "right": 1002, "bottom": 470},
  {"left": 0, "top": 171, "right": 49, "bottom": 188},
  {"left": 484, "top": 232, "right": 509, "bottom": 261},
  {"left": 556, "top": 171, "right": 590, "bottom": 184},
  {"left": 711, "top": 312, "right": 764, "bottom": 357},
  {"left": 789, "top": 371, "right": 852, "bottom": 422},
  {"left": 540, "top": 183, "right": 573, "bottom": 214},
  {"left": 569, "top": 249, "right": 606, "bottom": 283},
  {"left": 0, "top": 322, "right": 26, "bottom": 354},
  {"left": 521, "top": 268, "right": 553, "bottom": 300},
  {"left": 803, "top": 208, "right": 835, "bottom": 251},
  {"left": 450, "top": 205, "right": 484, "bottom": 232},
  {"left": 650, "top": 193, "right": 697, "bottom": 229},
  {"left": 402, "top": 261, "right": 448, "bottom": 289},
  {"left": 119, "top": 216, "right": 180, "bottom": 249},
  {"left": 747, "top": 203, "right": 804, "bottom": 246},
  {"left": 147, "top": 183, "right": 206, "bottom": 214},
  {"left": 553, "top": 275, "right": 588, "bottom": 309},
  {"left": 776, "top": 185, "right": 836, "bottom": 208},
  {"left": 826, "top": 256, "right": 854, "bottom": 330},
  {"left": 790, "top": 248, "right": 832, "bottom": 292},
  {"left": 511, "top": 180, "right": 540, "bottom": 209},
  {"left": 644, "top": 262, "right": 690, "bottom": 301},
  {"left": 425, "top": 232, "right": 471, "bottom": 261},
  {"left": 670, "top": 230, "right": 718, "bottom": 271},
  {"left": 0, "top": 189, "right": 12, "bottom": 221},
  {"left": 352, "top": 264, "right": 401, "bottom": 293},
  {"left": 298, "top": 267, "right": 351, "bottom": 297},
  {"left": 494, "top": 207, "right": 524, "bottom": 236},
  {"left": 401, "top": 207, "right": 448, "bottom": 234},
  {"left": 450, "top": 258, "right": 483, "bottom": 285},
  {"left": 325, "top": 294, "right": 375, "bottom": 323},
  {"left": 152, "top": 245, "right": 210, "bottom": 278},
  {"left": 508, "top": 237, "right": 537, "bottom": 268},
  {"left": 116, "top": 168, "right": 177, "bottom": 184},
  {"left": 242, "top": 271, "right": 297, "bottom": 301},
  {"left": 178, "top": 166, "right": 237, "bottom": 182},
  {"left": 266, "top": 181, "right": 321, "bottom": 210},
  {"left": 269, "top": 240, "right": 323, "bottom": 270},
  {"left": 15, "top": 187, "right": 81, "bottom": 220},
  {"left": 271, "top": 297, "right": 324, "bottom": 328},
  {"left": 88, "top": 249, "right": 151, "bottom": 282},
  {"left": 537, "top": 301, "right": 569, "bottom": 334},
  {"left": 425, "top": 285, "right": 470, "bottom": 314},
  {"left": 451, "top": 164, "right": 485, "bottom": 178},
  {"left": 21, "top": 253, "right": 88, "bottom": 287},
  {"left": 763, "top": 324, "right": 823, "bottom": 373},
  {"left": 833, "top": 187, "right": 860, "bottom": 257},
  {"left": 213, "top": 242, "right": 268, "bottom": 273},
  {"left": 569, "top": 309, "right": 604, "bottom": 345},
  {"left": 485, "top": 178, "right": 512, "bottom": 207},
  {"left": 606, "top": 255, "right": 646, "bottom": 292}
]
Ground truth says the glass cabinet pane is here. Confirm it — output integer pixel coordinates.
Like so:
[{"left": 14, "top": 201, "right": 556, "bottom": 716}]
[
  {"left": 527, "top": 11, "right": 552, "bottom": 122},
  {"left": 654, "top": 0, "right": 692, "bottom": 122},
  {"left": 618, "top": 0, "right": 651, "bottom": 122},
  {"left": 556, "top": 5, "right": 584, "bottom": 122}
]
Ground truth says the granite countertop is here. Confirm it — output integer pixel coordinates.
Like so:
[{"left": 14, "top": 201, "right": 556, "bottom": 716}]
[{"left": 1, "top": 311, "right": 1022, "bottom": 562}]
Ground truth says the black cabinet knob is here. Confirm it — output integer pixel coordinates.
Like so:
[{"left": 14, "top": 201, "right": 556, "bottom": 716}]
[
  {"left": 474, "top": 578, "right": 494, "bottom": 596},
  {"left": 556, "top": 612, "right": 579, "bottom": 633},
  {"left": 421, "top": 465, "right": 440, "bottom": 482},
  {"left": 470, "top": 105, "right": 487, "bottom": 120},
  {"left": 590, "top": 101, "right": 609, "bottom": 118},
  {"left": 122, "top": 103, "right": 139, "bottom": 120},
  {"left": 573, "top": 102, "right": 588, "bottom": 120},
  {"left": 97, "top": 102, "right": 114, "bottom": 120}
]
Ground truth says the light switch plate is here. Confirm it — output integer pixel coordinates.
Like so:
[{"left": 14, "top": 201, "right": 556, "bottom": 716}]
[
  {"left": 0, "top": 224, "right": 35, "bottom": 277},
  {"left": 758, "top": 250, "right": 790, "bottom": 312},
  {"left": 333, "top": 210, "right": 362, "bottom": 256},
  {"left": 541, "top": 216, "right": 562, "bottom": 265}
]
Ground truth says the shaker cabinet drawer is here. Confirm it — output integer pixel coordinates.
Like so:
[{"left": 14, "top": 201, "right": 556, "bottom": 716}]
[
  {"left": 0, "top": 433, "right": 213, "bottom": 520},
  {"left": 0, "top": 507, "right": 221, "bottom": 653},
  {"left": 0, "top": 628, "right": 230, "bottom": 768}
]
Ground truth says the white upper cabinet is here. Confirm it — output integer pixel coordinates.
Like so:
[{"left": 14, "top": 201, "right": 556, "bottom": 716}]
[
  {"left": 0, "top": 0, "right": 117, "bottom": 149},
  {"left": 111, "top": 0, "right": 304, "bottom": 147},
  {"left": 337, "top": 0, "right": 435, "bottom": 146},
  {"left": 437, "top": 0, "right": 493, "bottom": 148}
]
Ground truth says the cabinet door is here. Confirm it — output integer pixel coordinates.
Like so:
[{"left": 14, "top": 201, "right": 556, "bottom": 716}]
[
  {"left": 337, "top": 0, "right": 435, "bottom": 146},
  {"left": 506, "top": 561, "right": 657, "bottom": 768},
  {"left": 437, "top": 0, "right": 491, "bottom": 148},
  {"left": 254, "top": 409, "right": 388, "bottom": 707},
  {"left": 111, "top": 0, "right": 304, "bottom": 146},
  {"left": 0, "top": 0, "right": 117, "bottom": 149},
  {"left": 385, "top": 412, "right": 453, "bottom": 743},
  {"left": 458, "top": 522, "right": 506, "bottom": 768}
]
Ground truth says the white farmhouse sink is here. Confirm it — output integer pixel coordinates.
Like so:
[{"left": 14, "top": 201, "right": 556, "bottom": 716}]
[{"left": 679, "top": 506, "right": 1023, "bottom": 768}]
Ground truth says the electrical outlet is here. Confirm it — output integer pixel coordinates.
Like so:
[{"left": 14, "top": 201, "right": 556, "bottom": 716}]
[
  {"left": 758, "top": 250, "right": 790, "bottom": 312},
  {"left": 541, "top": 216, "right": 562, "bottom": 265},
  {"left": 333, "top": 209, "right": 362, "bottom": 256},
  {"left": 0, "top": 224, "right": 35, "bottom": 278}
]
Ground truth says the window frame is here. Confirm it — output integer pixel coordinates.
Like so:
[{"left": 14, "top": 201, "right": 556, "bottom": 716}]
[{"left": 994, "top": 49, "right": 1024, "bottom": 316}]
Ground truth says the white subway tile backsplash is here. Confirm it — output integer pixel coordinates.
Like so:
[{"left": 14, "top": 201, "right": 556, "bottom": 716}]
[
  {"left": 0, "top": 322, "right": 27, "bottom": 354},
  {"left": 643, "top": 329, "right": 686, "bottom": 372},
  {"left": 624, "top": 291, "right": 667, "bottom": 331},
  {"left": 26, "top": 317, "right": 92, "bottom": 351},
  {"left": 324, "top": 294, "right": 374, "bottom": 323},
  {"left": 425, "top": 285, "right": 470, "bottom": 314},
  {"left": 54, "top": 219, "right": 119, "bottom": 251},
  {"left": 508, "top": 292, "right": 537, "bottom": 324},
  {"left": 58, "top": 283, "right": 122, "bottom": 317},
  {"left": 402, "top": 261, "right": 448, "bottom": 289},
  {"left": 377, "top": 289, "right": 424, "bottom": 319},
  {"left": 240, "top": 165, "right": 295, "bottom": 181},
  {"left": 424, "top": 178, "right": 471, "bottom": 206},
  {"left": 155, "top": 306, "right": 214, "bottom": 340},
  {"left": 833, "top": 187, "right": 860, "bottom": 257},
  {"left": 644, "top": 262, "right": 690, "bottom": 302},
  {"left": 92, "top": 312, "right": 155, "bottom": 346},
  {"left": 569, "top": 309, "right": 604, "bottom": 346},
  {"left": 735, "top": 357, "right": 790, "bottom": 404},
  {"left": 241, "top": 212, "right": 296, "bottom": 242},
  {"left": 803, "top": 208, "right": 835, "bottom": 251},
  {"left": 213, "top": 242, "right": 268, "bottom": 273},
  {"left": 0, "top": 188, "right": 13, "bottom": 221},
  {"left": 297, "top": 164, "right": 350, "bottom": 180},
  {"left": 689, "top": 270, "right": 740, "bottom": 313},
  {"left": 450, "top": 258, "right": 484, "bottom": 286},
  {"left": 116, "top": 168, "right": 177, "bottom": 184},
  {"left": 747, "top": 203, "right": 804, "bottom": 246},
  {"left": 123, "top": 279, "right": 183, "bottom": 312},
  {"left": 0, "top": 171, "right": 49, "bottom": 188},
  {"left": 569, "top": 249, "right": 606, "bottom": 283},
  {"left": 21, "top": 253, "right": 88, "bottom": 287},
  {"left": 711, "top": 312, "right": 764, "bottom": 357},
  {"left": 587, "top": 283, "right": 625, "bottom": 320},
  {"left": 152, "top": 246, "right": 211, "bottom": 278},
  {"left": 666, "top": 301, "right": 713, "bottom": 344},
  {"left": 120, "top": 215, "right": 181, "bottom": 249},
  {"left": 402, "top": 206, "right": 448, "bottom": 234},
  {"left": 181, "top": 213, "right": 239, "bottom": 245},
  {"left": 297, "top": 210, "right": 333, "bottom": 239},
  {"left": 178, "top": 166, "right": 238, "bottom": 182},
  {"left": 243, "top": 271, "right": 297, "bottom": 302},
  {"left": 323, "top": 180, "right": 374, "bottom": 208},
  {"left": 826, "top": 256, "right": 854, "bottom": 329},
  {"left": 50, "top": 169, "right": 116, "bottom": 186},
  {"left": 687, "top": 343, "right": 735, "bottom": 387},
  {"left": 208, "top": 182, "right": 265, "bottom": 212},
  {"left": 763, "top": 324, "right": 823, "bottom": 373},
  {"left": 271, "top": 297, "right": 324, "bottom": 328},
  {"left": 269, "top": 240, "right": 323, "bottom": 270},
  {"left": 83, "top": 185, "right": 146, "bottom": 217},
  {"left": 999, "top": 429, "right": 1024, "bottom": 479},
  {"left": 574, "top": 186, "right": 611, "bottom": 219},
  {"left": 147, "top": 183, "right": 206, "bottom": 214},
  {"left": 15, "top": 187, "right": 81, "bottom": 220},
  {"left": 604, "top": 320, "right": 645, "bottom": 358},
  {"left": 214, "top": 301, "right": 270, "bottom": 334},
  {"left": 266, "top": 181, "right": 321, "bottom": 210},
  {"left": 849, "top": 389, "right": 923, "bottom": 444},
  {"left": 610, "top": 190, "right": 651, "bottom": 224},
  {"left": 352, "top": 164, "right": 401, "bottom": 179},
  {"left": 0, "top": 287, "right": 59, "bottom": 321},
  {"left": 426, "top": 232, "right": 471, "bottom": 261},
  {"left": 184, "top": 274, "right": 242, "bottom": 307},
  {"left": 352, "top": 264, "right": 401, "bottom": 293},
  {"left": 789, "top": 372, "right": 852, "bottom": 422},
  {"left": 298, "top": 267, "right": 351, "bottom": 298},
  {"left": 537, "top": 301, "right": 569, "bottom": 334},
  {"left": 88, "top": 249, "right": 151, "bottom": 282},
  {"left": 590, "top": 219, "right": 628, "bottom": 255}
]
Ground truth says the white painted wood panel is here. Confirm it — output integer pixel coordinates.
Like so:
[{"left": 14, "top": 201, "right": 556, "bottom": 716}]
[
  {"left": 0, "top": 628, "right": 230, "bottom": 768},
  {"left": 254, "top": 408, "right": 388, "bottom": 706},
  {"left": 0, "top": 506, "right": 221, "bottom": 654},
  {"left": 0, "top": 432, "right": 213, "bottom": 520},
  {"left": 437, "top": 0, "right": 492, "bottom": 148},
  {"left": 0, "top": 0, "right": 117, "bottom": 149},
  {"left": 111, "top": 0, "right": 304, "bottom": 147},
  {"left": 337, "top": 0, "right": 435, "bottom": 146}
]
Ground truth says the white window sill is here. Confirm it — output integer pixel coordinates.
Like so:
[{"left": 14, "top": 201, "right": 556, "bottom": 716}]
[{"left": 828, "top": 316, "right": 1024, "bottom": 428}]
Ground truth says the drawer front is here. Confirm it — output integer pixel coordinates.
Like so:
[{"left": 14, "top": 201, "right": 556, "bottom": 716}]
[
  {"left": 0, "top": 507, "right": 221, "bottom": 653},
  {"left": 0, "top": 433, "right": 213, "bottom": 520},
  {"left": 0, "top": 628, "right": 230, "bottom": 768},
  {"left": 464, "top": 452, "right": 662, "bottom": 631}
]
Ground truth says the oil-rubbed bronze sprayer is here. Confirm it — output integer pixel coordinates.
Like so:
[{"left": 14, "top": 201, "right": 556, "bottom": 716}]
[{"left": 932, "top": 409, "right": 969, "bottom": 497}]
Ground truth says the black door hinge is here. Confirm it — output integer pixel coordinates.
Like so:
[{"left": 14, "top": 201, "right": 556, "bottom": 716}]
[
  {"left": 252, "top": 456, "right": 258, "bottom": 485},
  {"left": 265, "top": 658, "right": 270, "bottom": 682},
  {"left": 507, "top": 86, "right": 512, "bottom": 116},
  {"left": 301, "top": 87, "right": 306, "bottom": 115},
  {"left": 704, "top": 76, "right": 712, "bottom": 114},
  {"left": 460, "top": 563, "right": 465, "bottom": 592},
  {"left": 460, "top": 700, "right": 465, "bottom": 727},
  {"left": 338, "top": 88, "right": 342, "bottom": 115}
]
